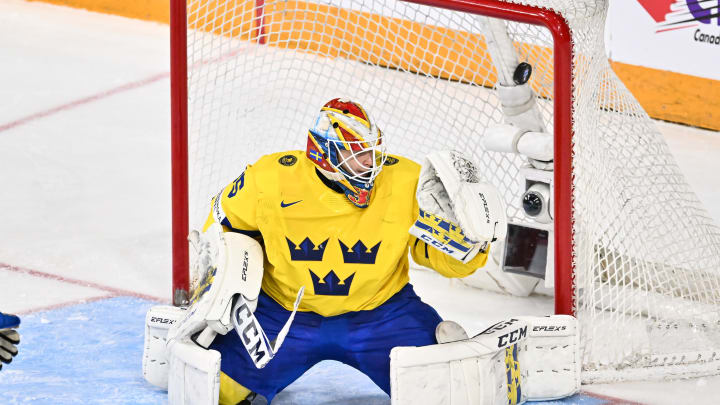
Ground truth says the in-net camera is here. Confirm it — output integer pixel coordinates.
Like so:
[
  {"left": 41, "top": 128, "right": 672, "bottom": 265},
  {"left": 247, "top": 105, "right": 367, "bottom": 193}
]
[{"left": 501, "top": 165, "right": 554, "bottom": 283}]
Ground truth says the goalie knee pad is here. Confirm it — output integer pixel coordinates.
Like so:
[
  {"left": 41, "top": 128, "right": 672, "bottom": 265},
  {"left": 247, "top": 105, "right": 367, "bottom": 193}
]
[{"left": 435, "top": 320, "right": 469, "bottom": 344}]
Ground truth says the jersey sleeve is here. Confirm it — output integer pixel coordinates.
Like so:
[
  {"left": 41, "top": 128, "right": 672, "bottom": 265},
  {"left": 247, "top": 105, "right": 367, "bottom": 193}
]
[
  {"left": 202, "top": 165, "right": 260, "bottom": 235},
  {"left": 408, "top": 193, "right": 489, "bottom": 277}
]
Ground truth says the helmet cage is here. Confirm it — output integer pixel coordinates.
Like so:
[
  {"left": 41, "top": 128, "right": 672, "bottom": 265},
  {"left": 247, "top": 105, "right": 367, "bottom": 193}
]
[{"left": 327, "top": 136, "right": 386, "bottom": 187}]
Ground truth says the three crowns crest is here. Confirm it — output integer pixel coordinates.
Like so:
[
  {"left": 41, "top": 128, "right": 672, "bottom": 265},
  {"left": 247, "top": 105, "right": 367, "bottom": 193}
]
[
  {"left": 286, "top": 237, "right": 328, "bottom": 261},
  {"left": 338, "top": 240, "right": 381, "bottom": 264},
  {"left": 286, "top": 237, "right": 381, "bottom": 297},
  {"left": 309, "top": 270, "right": 355, "bottom": 296}
]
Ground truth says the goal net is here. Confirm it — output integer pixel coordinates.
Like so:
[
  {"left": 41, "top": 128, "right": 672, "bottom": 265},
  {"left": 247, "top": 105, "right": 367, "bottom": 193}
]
[{"left": 172, "top": 0, "right": 720, "bottom": 382}]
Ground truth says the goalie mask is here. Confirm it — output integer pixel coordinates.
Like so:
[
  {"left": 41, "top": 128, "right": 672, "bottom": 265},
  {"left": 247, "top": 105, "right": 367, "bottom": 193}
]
[{"left": 306, "top": 98, "right": 387, "bottom": 208}]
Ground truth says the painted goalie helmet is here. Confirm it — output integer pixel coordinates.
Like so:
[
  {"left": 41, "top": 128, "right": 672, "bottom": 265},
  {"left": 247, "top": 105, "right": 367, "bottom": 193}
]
[{"left": 306, "top": 98, "right": 387, "bottom": 208}]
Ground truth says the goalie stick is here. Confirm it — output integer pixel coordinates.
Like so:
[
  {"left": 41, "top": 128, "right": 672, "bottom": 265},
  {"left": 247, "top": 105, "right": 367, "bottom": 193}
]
[{"left": 231, "top": 286, "right": 305, "bottom": 369}]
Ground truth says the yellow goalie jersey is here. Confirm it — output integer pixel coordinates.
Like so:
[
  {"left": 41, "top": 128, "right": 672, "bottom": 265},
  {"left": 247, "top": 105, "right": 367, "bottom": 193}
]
[{"left": 204, "top": 151, "right": 488, "bottom": 317}]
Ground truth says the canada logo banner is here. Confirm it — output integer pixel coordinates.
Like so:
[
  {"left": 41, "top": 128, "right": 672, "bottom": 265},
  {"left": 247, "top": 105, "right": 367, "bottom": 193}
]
[{"left": 636, "top": 0, "right": 720, "bottom": 34}]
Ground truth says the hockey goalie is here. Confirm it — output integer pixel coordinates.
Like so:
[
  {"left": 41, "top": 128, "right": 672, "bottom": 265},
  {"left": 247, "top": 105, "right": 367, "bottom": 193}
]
[{"left": 142, "top": 98, "right": 579, "bottom": 404}]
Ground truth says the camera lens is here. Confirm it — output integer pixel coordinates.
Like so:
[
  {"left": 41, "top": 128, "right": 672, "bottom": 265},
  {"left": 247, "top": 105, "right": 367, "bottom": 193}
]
[
  {"left": 523, "top": 191, "right": 543, "bottom": 217},
  {"left": 522, "top": 183, "right": 552, "bottom": 223}
]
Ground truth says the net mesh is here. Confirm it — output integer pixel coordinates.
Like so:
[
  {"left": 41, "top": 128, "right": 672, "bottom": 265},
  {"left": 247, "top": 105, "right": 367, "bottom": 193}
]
[{"left": 183, "top": 0, "right": 720, "bottom": 381}]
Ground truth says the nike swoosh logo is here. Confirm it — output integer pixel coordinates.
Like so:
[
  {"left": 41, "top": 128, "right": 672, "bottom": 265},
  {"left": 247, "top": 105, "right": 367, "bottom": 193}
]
[{"left": 281, "top": 200, "right": 302, "bottom": 208}]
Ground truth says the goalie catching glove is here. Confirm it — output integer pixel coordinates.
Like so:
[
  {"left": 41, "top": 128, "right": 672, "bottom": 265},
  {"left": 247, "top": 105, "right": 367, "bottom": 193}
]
[{"left": 411, "top": 151, "right": 507, "bottom": 263}]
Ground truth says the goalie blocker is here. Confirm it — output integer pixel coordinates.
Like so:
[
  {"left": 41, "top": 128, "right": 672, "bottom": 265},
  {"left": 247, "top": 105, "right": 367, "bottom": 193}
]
[{"left": 390, "top": 315, "right": 580, "bottom": 405}]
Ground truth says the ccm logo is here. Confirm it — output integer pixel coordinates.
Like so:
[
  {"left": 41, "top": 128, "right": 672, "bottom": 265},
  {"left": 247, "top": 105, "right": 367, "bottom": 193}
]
[
  {"left": 150, "top": 317, "right": 175, "bottom": 325},
  {"left": 497, "top": 326, "right": 528, "bottom": 347}
]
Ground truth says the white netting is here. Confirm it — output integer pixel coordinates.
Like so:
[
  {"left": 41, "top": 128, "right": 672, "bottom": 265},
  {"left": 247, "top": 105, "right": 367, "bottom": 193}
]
[{"left": 183, "top": 0, "right": 720, "bottom": 381}]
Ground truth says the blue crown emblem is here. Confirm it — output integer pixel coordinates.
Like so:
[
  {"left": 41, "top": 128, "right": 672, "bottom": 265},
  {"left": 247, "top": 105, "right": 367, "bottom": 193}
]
[
  {"left": 339, "top": 240, "right": 381, "bottom": 264},
  {"left": 286, "top": 237, "right": 328, "bottom": 261},
  {"left": 309, "top": 270, "right": 355, "bottom": 296}
]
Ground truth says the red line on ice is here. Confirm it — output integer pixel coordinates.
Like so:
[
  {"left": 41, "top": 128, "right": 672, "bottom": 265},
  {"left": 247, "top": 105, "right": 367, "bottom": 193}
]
[
  {"left": 582, "top": 390, "right": 648, "bottom": 404},
  {"left": 0, "top": 262, "right": 166, "bottom": 303},
  {"left": 0, "top": 43, "right": 250, "bottom": 134},
  {"left": 0, "top": 72, "right": 169, "bottom": 133},
  {"left": 15, "top": 294, "right": 118, "bottom": 315}
]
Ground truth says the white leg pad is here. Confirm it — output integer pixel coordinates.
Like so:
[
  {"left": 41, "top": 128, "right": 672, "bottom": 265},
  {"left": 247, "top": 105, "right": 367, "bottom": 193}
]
[
  {"left": 143, "top": 305, "right": 187, "bottom": 389},
  {"left": 391, "top": 316, "right": 579, "bottom": 404},
  {"left": 391, "top": 318, "right": 529, "bottom": 405},
  {"left": 517, "top": 315, "right": 580, "bottom": 401},
  {"left": 168, "top": 340, "right": 221, "bottom": 405},
  {"left": 391, "top": 344, "right": 511, "bottom": 405}
]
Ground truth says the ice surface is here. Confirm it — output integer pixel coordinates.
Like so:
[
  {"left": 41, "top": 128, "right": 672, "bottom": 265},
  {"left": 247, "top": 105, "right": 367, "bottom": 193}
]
[
  {"left": 0, "top": 296, "right": 599, "bottom": 404},
  {"left": 0, "top": 297, "right": 167, "bottom": 404}
]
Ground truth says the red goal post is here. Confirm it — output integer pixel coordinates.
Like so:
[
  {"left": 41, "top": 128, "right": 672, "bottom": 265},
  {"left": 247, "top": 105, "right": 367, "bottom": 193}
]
[{"left": 171, "top": 0, "right": 189, "bottom": 307}]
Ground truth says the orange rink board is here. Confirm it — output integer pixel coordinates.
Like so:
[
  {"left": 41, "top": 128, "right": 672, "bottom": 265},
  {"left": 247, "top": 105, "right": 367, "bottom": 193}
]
[{"left": 29, "top": 0, "right": 720, "bottom": 132}]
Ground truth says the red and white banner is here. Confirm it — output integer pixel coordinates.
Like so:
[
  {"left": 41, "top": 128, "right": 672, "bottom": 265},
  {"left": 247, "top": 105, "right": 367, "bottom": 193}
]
[{"left": 607, "top": 0, "right": 720, "bottom": 80}]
